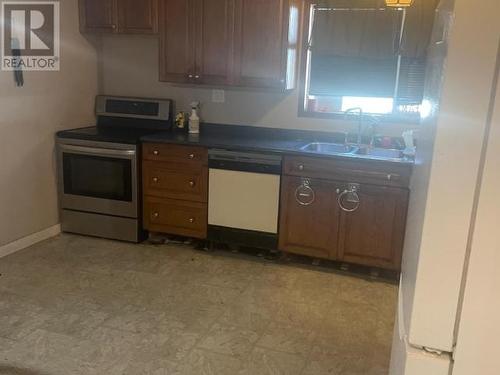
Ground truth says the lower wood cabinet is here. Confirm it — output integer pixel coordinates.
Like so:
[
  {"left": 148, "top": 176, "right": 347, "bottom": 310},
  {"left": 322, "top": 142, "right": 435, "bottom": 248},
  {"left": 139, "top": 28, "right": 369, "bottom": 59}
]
[
  {"left": 279, "top": 156, "right": 411, "bottom": 271},
  {"left": 141, "top": 144, "right": 410, "bottom": 270},
  {"left": 279, "top": 176, "right": 340, "bottom": 260},
  {"left": 142, "top": 143, "right": 208, "bottom": 239},
  {"left": 337, "top": 184, "right": 409, "bottom": 270}
]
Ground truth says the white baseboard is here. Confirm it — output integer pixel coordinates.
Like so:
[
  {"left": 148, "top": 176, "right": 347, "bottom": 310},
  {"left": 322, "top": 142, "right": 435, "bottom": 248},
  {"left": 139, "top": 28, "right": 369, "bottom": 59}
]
[{"left": 0, "top": 224, "right": 61, "bottom": 259}]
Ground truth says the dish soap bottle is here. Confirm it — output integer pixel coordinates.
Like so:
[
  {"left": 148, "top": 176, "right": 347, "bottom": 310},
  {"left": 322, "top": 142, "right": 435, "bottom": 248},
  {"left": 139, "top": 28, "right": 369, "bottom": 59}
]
[{"left": 189, "top": 101, "right": 200, "bottom": 134}]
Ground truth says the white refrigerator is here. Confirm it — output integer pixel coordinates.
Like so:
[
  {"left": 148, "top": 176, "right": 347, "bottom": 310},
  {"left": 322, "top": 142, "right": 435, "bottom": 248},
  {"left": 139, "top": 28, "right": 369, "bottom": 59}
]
[{"left": 389, "top": 0, "right": 500, "bottom": 374}]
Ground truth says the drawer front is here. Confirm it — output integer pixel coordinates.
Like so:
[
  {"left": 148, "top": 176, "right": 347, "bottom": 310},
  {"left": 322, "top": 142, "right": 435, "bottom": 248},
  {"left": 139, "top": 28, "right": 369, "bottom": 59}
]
[
  {"left": 143, "top": 143, "right": 208, "bottom": 164},
  {"left": 144, "top": 197, "right": 207, "bottom": 239},
  {"left": 143, "top": 161, "right": 208, "bottom": 202},
  {"left": 284, "top": 156, "right": 412, "bottom": 187}
]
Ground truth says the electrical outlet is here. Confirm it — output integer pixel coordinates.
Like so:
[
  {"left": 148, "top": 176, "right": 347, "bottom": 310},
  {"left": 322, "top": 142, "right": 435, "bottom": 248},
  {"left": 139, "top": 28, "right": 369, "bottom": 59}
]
[{"left": 212, "top": 89, "right": 225, "bottom": 103}]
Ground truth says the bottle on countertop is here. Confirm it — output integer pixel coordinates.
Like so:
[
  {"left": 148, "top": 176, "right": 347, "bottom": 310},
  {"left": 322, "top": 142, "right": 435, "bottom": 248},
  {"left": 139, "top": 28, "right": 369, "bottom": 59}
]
[
  {"left": 402, "top": 130, "right": 416, "bottom": 157},
  {"left": 175, "top": 111, "right": 188, "bottom": 131},
  {"left": 189, "top": 101, "right": 200, "bottom": 134}
]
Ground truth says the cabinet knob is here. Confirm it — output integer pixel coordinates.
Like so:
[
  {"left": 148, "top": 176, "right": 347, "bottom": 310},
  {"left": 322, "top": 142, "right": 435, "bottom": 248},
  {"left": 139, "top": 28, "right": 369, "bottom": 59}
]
[
  {"left": 152, "top": 177, "right": 159, "bottom": 183},
  {"left": 152, "top": 212, "right": 159, "bottom": 219},
  {"left": 195, "top": 75, "right": 200, "bottom": 79},
  {"left": 298, "top": 164, "right": 304, "bottom": 171},
  {"left": 188, "top": 153, "right": 195, "bottom": 159},
  {"left": 153, "top": 150, "right": 160, "bottom": 156},
  {"left": 387, "top": 174, "right": 393, "bottom": 181},
  {"left": 188, "top": 74, "right": 194, "bottom": 78},
  {"left": 189, "top": 218, "right": 195, "bottom": 223},
  {"left": 111, "top": 24, "right": 116, "bottom": 30},
  {"left": 189, "top": 180, "right": 196, "bottom": 188}
]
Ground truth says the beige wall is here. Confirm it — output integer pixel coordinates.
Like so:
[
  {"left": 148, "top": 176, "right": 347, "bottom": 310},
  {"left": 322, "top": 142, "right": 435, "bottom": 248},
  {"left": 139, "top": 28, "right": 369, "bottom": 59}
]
[
  {"left": 99, "top": 34, "right": 415, "bottom": 136},
  {"left": 0, "top": 0, "right": 98, "bottom": 247}
]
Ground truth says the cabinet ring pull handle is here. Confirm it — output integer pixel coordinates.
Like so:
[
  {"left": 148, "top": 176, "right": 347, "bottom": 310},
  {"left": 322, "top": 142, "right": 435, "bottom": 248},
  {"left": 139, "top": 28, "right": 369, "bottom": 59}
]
[
  {"left": 295, "top": 182, "right": 315, "bottom": 206},
  {"left": 337, "top": 190, "right": 360, "bottom": 212}
]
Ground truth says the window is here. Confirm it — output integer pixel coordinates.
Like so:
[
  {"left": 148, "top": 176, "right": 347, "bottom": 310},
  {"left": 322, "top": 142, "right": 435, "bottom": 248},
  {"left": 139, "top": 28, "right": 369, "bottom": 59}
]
[{"left": 299, "top": 0, "right": 438, "bottom": 122}]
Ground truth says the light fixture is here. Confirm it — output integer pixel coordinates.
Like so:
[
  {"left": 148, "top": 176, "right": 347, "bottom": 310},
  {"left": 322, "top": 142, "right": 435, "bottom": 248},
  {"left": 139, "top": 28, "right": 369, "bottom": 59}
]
[{"left": 385, "top": 0, "right": 413, "bottom": 7}]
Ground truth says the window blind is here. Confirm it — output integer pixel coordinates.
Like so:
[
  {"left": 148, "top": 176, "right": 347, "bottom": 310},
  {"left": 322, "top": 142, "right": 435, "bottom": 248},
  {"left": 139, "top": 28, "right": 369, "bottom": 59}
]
[{"left": 308, "top": 0, "right": 438, "bottom": 107}]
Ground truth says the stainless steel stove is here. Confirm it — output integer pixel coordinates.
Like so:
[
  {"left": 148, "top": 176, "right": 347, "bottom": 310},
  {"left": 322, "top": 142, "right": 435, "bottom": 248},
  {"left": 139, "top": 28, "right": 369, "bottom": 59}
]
[{"left": 56, "top": 96, "right": 173, "bottom": 242}]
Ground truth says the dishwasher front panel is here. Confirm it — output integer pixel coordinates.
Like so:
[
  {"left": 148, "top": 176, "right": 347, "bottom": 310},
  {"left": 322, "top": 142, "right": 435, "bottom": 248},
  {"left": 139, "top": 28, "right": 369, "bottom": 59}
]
[{"left": 208, "top": 169, "right": 281, "bottom": 234}]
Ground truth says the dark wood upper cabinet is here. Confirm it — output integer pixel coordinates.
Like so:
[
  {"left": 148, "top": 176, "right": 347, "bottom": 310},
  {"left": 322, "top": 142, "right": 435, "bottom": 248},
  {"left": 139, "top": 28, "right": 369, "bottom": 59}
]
[
  {"left": 233, "top": 0, "right": 299, "bottom": 89},
  {"left": 159, "top": 0, "right": 195, "bottom": 83},
  {"left": 194, "top": 0, "right": 234, "bottom": 85},
  {"left": 159, "top": 0, "right": 299, "bottom": 89},
  {"left": 79, "top": 0, "right": 158, "bottom": 34},
  {"left": 117, "top": 0, "right": 158, "bottom": 34},
  {"left": 337, "top": 184, "right": 409, "bottom": 271},
  {"left": 79, "top": 0, "right": 117, "bottom": 33},
  {"left": 279, "top": 176, "right": 340, "bottom": 260},
  {"left": 159, "top": 0, "right": 233, "bottom": 84}
]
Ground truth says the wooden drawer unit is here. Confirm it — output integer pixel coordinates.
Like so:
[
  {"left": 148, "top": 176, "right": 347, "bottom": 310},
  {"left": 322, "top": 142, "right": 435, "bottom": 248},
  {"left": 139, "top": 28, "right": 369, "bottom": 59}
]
[
  {"left": 284, "top": 156, "right": 412, "bottom": 188},
  {"left": 142, "top": 142, "right": 209, "bottom": 239},
  {"left": 144, "top": 197, "right": 207, "bottom": 239},
  {"left": 143, "top": 161, "right": 208, "bottom": 202},
  {"left": 143, "top": 143, "right": 207, "bottom": 165}
]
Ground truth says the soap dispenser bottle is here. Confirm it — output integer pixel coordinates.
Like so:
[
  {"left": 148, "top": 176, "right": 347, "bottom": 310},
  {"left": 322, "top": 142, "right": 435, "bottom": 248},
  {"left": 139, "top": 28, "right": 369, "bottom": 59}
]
[{"left": 189, "top": 101, "right": 200, "bottom": 134}]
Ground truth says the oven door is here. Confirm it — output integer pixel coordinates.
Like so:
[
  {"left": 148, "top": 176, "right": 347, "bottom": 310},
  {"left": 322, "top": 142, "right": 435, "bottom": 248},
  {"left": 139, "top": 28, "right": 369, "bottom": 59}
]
[{"left": 57, "top": 141, "right": 138, "bottom": 218}]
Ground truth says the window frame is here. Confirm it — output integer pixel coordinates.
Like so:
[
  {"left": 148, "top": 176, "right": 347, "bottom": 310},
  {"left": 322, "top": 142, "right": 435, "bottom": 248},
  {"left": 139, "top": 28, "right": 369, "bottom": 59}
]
[{"left": 297, "top": 1, "right": 422, "bottom": 124}]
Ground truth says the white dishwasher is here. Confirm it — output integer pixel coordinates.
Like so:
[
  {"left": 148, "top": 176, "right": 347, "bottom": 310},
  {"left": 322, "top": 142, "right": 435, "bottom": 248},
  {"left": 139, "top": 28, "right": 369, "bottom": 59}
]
[{"left": 208, "top": 149, "right": 282, "bottom": 249}]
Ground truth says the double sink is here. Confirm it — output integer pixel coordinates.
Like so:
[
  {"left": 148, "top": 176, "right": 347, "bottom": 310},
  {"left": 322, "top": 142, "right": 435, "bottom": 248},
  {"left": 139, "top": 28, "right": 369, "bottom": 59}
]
[{"left": 300, "top": 142, "right": 407, "bottom": 162}]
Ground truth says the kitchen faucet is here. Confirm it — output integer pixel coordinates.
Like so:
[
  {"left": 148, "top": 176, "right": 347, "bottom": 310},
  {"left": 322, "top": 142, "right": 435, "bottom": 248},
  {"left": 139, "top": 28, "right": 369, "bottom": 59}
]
[
  {"left": 344, "top": 107, "right": 363, "bottom": 147},
  {"left": 344, "top": 107, "right": 381, "bottom": 148}
]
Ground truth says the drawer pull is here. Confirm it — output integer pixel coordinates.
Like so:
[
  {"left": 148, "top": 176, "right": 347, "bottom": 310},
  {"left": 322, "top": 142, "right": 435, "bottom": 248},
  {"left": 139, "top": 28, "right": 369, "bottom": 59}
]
[
  {"left": 337, "top": 183, "right": 361, "bottom": 213},
  {"left": 153, "top": 150, "right": 160, "bottom": 156},
  {"left": 189, "top": 218, "right": 195, "bottom": 223},
  {"left": 298, "top": 164, "right": 305, "bottom": 171},
  {"left": 189, "top": 180, "right": 196, "bottom": 188},
  {"left": 152, "top": 177, "right": 159, "bottom": 183},
  {"left": 295, "top": 178, "right": 315, "bottom": 206},
  {"left": 152, "top": 212, "right": 159, "bottom": 219},
  {"left": 188, "top": 153, "right": 195, "bottom": 159}
]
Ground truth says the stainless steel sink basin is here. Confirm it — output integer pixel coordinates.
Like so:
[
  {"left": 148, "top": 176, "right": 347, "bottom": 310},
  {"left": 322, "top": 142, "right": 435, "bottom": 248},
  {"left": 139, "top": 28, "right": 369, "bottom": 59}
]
[
  {"left": 356, "top": 147, "right": 404, "bottom": 160},
  {"left": 300, "top": 142, "right": 358, "bottom": 155}
]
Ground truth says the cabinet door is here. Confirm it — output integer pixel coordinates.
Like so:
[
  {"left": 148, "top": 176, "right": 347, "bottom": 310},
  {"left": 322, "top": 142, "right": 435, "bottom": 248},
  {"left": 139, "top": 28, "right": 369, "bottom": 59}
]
[
  {"left": 233, "top": 0, "right": 288, "bottom": 89},
  {"left": 337, "top": 184, "right": 409, "bottom": 271},
  {"left": 117, "top": 0, "right": 158, "bottom": 34},
  {"left": 194, "top": 0, "right": 234, "bottom": 85},
  {"left": 279, "top": 176, "right": 340, "bottom": 260},
  {"left": 159, "top": 0, "right": 196, "bottom": 83},
  {"left": 79, "top": 0, "right": 117, "bottom": 33}
]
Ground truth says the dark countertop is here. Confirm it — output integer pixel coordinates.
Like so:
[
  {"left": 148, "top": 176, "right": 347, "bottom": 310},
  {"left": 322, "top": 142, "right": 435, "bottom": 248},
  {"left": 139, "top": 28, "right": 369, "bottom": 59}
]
[{"left": 141, "top": 123, "right": 415, "bottom": 166}]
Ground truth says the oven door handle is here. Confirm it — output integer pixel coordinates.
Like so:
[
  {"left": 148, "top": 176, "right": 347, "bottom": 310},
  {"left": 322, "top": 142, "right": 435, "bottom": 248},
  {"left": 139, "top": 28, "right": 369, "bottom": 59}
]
[{"left": 59, "top": 144, "right": 136, "bottom": 158}]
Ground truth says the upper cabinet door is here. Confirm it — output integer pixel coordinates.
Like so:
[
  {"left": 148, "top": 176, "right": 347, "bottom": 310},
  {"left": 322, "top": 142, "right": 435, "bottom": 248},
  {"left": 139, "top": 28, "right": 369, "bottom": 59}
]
[
  {"left": 79, "top": 0, "right": 118, "bottom": 33},
  {"left": 233, "top": 0, "right": 298, "bottom": 89},
  {"left": 337, "top": 184, "right": 409, "bottom": 271},
  {"left": 194, "top": 0, "right": 234, "bottom": 85},
  {"left": 117, "top": 0, "right": 159, "bottom": 34},
  {"left": 159, "top": 0, "right": 196, "bottom": 83}
]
